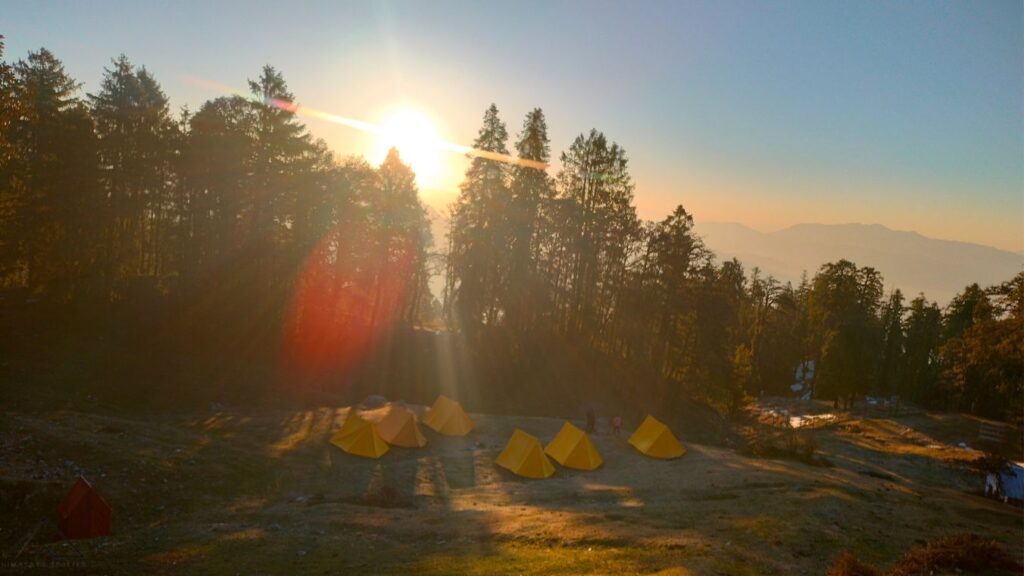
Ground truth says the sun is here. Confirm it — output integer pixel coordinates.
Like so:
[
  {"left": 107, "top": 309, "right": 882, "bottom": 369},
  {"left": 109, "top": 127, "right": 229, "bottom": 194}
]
[{"left": 372, "top": 108, "right": 444, "bottom": 189}]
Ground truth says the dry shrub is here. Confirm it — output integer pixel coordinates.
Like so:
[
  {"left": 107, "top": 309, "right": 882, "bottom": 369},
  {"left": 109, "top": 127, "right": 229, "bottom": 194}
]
[
  {"left": 828, "top": 551, "right": 881, "bottom": 576},
  {"left": 784, "top": 430, "right": 819, "bottom": 461},
  {"left": 888, "top": 534, "right": 1022, "bottom": 576},
  {"left": 362, "top": 484, "right": 413, "bottom": 509},
  {"left": 341, "top": 484, "right": 413, "bottom": 509},
  {"left": 744, "top": 426, "right": 831, "bottom": 467},
  {"left": 829, "top": 534, "right": 1022, "bottom": 576}
]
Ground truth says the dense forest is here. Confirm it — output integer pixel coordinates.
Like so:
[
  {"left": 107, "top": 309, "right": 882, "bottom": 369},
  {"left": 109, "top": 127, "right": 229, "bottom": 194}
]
[{"left": 1, "top": 40, "right": 1021, "bottom": 422}]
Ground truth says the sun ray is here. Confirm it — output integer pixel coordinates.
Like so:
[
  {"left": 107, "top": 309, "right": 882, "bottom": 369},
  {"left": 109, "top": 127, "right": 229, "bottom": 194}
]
[{"left": 183, "top": 75, "right": 549, "bottom": 171}]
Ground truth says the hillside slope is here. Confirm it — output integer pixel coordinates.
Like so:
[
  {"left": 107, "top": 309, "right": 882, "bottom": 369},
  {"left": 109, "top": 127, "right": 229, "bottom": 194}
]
[
  {"left": 695, "top": 222, "right": 1023, "bottom": 304},
  {"left": 2, "top": 401, "right": 1020, "bottom": 574}
]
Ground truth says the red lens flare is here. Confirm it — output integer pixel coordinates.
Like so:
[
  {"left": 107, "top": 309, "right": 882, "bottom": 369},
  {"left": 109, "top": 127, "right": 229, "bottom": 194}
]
[{"left": 281, "top": 229, "right": 417, "bottom": 385}]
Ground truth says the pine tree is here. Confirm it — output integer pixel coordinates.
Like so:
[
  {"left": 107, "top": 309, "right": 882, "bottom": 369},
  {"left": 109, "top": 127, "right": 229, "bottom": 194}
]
[
  {"left": 371, "top": 148, "right": 430, "bottom": 328},
  {"left": 447, "top": 104, "right": 510, "bottom": 330},
  {"left": 939, "top": 280, "right": 1020, "bottom": 417},
  {"left": 8, "top": 49, "right": 101, "bottom": 299},
  {"left": 179, "top": 95, "right": 256, "bottom": 279},
  {"left": 878, "top": 289, "right": 906, "bottom": 396},
  {"left": 807, "top": 260, "right": 884, "bottom": 405},
  {"left": 646, "top": 205, "right": 705, "bottom": 377},
  {"left": 552, "top": 129, "right": 638, "bottom": 338},
  {"left": 750, "top": 279, "right": 804, "bottom": 395},
  {"left": 89, "top": 55, "right": 180, "bottom": 292},
  {"left": 0, "top": 35, "right": 22, "bottom": 281},
  {"left": 943, "top": 283, "right": 991, "bottom": 341},
  {"left": 504, "top": 108, "right": 553, "bottom": 332},
  {"left": 246, "top": 66, "right": 311, "bottom": 290},
  {"left": 903, "top": 294, "right": 942, "bottom": 404}
]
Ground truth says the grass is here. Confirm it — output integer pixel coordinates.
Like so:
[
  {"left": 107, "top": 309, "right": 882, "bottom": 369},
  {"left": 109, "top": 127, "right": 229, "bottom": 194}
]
[
  {"left": 406, "top": 541, "right": 693, "bottom": 576},
  {"left": 1, "top": 399, "right": 1021, "bottom": 575}
]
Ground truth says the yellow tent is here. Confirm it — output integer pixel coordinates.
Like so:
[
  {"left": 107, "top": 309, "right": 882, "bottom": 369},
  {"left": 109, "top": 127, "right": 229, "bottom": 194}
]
[
  {"left": 330, "top": 413, "right": 389, "bottom": 459},
  {"left": 496, "top": 429, "right": 555, "bottom": 479},
  {"left": 628, "top": 415, "right": 685, "bottom": 459},
  {"left": 423, "top": 395, "right": 475, "bottom": 436},
  {"left": 377, "top": 405, "right": 428, "bottom": 448},
  {"left": 545, "top": 421, "right": 603, "bottom": 470}
]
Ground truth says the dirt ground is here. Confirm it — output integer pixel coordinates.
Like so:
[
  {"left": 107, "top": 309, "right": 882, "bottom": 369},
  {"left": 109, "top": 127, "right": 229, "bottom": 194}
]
[{"left": 1, "top": 399, "right": 1021, "bottom": 575}]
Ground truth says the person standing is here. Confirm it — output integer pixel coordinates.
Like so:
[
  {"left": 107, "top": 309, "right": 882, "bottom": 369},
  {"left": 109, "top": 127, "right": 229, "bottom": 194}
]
[{"left": 586, "top": 408, "right": 596, "bottom": 433}]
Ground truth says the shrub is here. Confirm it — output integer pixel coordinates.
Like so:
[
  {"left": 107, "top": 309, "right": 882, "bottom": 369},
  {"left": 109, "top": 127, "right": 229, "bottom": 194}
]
[
  {"left": 743, "top": 426, "right": 831, "bottom": 467},
  {"left": 828, "top": 552, "right": 881, "bottom": 576},
  {"left": 829, "top": 534, "right": 1022, "bottom": 576},
  {"left": 362, "top": 484, "right": 412, "bottom": 509},
  {"left": 889, "top": 534, "right": 1023, "bottom": 576}
]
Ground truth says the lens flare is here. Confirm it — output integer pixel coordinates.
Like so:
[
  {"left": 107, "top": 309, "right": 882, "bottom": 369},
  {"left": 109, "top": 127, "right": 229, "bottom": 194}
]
[
  {"left": 182, "top": 74, "right": 546, "bottom": 388},
  {"left": 282, "top": 230, "right": 417, "bottom": 383},
  {"left": 183, "top": 75, "right": 549, "bottom": 170}
]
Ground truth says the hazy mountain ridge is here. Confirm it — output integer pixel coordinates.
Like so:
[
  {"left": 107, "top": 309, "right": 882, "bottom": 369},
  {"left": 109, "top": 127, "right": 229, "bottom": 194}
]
[{"left": 695, "top": 222, "right": 1024, "bottom": 305}]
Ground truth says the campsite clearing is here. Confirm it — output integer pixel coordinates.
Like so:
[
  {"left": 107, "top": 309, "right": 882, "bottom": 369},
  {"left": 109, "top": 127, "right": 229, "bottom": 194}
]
[{"left": 1, "top": 401, "right": 1021, "bottom": 574}]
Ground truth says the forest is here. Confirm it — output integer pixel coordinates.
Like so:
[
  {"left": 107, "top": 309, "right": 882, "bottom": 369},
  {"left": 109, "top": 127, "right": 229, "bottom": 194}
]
[{"left": 1, "top": 40, "right": 1021, "bottom": 422}]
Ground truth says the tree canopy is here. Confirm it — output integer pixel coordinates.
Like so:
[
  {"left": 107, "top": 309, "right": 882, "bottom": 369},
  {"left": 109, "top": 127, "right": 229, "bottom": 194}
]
[{"left": 1, "top": 44, "right": 1019, "bottom": 421}]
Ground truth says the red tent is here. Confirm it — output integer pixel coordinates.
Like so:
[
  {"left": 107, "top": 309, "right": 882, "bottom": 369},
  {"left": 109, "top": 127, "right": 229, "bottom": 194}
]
[{"left": 58, "top": 477, "right": 111, "bottom": 539}]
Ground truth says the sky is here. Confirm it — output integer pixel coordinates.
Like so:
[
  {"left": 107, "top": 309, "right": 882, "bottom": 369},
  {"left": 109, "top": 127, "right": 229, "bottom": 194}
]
[{"left": 3, "top": 0, "right": 1022, "bottom": 251}]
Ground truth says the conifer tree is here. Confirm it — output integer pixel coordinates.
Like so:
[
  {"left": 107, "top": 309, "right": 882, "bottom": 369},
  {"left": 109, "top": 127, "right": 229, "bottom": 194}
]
[
  {"left": 0, "top": 36, "right": 22, "bottom": 281},
  {"left": 553, "top": 129, "right": 638, "bottom": 337},
  {"left": 447, "top": 104, "right": 510, "bottom": 330},
  {"left": 89, "top": 55, "right": 179, "bottom": 290},
  {"left": 505, "top": 108, "right": 553, "bottom": 332},
  {"left": 8, "top": 49, "right": 101, "bottom": 298},
  {"left": 878, "top": 289, "right": 906, "bottom": 396},
  {"left": 903, "top": 294, "right": 942, "bottom": 403}
]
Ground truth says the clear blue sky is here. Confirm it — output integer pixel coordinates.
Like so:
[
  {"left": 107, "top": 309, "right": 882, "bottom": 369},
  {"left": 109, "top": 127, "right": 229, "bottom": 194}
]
[{"left": 3, "top": 0, "right": 1022, "bottom": 250}]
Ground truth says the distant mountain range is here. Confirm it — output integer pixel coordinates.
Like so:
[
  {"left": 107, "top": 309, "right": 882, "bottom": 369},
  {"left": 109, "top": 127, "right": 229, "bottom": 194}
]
[
  {"left": 694, "top": 222, "right": 1024, "bottom": 305},
  {"left": 423, "top": 204, "right": 1022, "bottom": 306}
]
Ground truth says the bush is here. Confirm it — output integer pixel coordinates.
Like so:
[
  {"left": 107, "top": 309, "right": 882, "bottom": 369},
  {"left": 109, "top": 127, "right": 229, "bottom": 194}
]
[
  {"left": 743, "top": 426, "right": 831, "bottom": 467},
  {"left": 361, "top": 484, "right": 412, "bottom": 509},
  {"left": 828, "top": 552, "right": 881, "bottom": 576},
  {"left": 829, "top": 534, "right": 1022, "bottom": 576},
  {"left": 889, "top": 534, "right": 1022, "bottom": 576}
]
